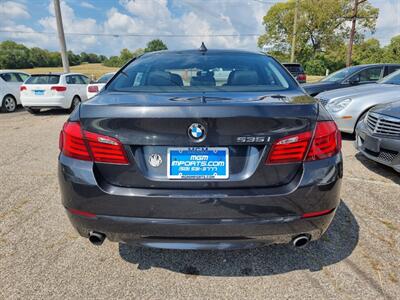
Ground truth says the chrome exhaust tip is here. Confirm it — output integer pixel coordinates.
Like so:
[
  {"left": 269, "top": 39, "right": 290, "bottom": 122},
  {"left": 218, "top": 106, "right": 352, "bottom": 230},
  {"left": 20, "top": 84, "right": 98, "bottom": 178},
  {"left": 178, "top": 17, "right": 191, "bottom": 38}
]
[
  {"left": 292, "top": 235, "right": 310, "bottom": 248},
  {"left": 88, "top": 231, "right": 106, "bottom": 246}
]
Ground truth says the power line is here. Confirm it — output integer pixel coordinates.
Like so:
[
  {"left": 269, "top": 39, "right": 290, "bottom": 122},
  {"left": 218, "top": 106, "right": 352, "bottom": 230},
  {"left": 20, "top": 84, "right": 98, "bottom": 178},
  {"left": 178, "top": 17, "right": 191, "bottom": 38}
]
[{"left": 0, "top": 30, "right": 262, "bottom": 38}]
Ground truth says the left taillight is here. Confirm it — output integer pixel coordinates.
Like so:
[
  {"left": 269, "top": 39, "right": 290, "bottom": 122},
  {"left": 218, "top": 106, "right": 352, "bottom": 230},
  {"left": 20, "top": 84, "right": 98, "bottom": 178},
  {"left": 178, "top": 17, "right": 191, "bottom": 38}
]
[
  {"left": 20, "top": 86, "right": 27, "bottom": 91},
  {"left": 59, "top": 121, "right": 129, "bottom": 165},
  {"left": 266, "top": 121, "right": 341, "bottom": 164}
]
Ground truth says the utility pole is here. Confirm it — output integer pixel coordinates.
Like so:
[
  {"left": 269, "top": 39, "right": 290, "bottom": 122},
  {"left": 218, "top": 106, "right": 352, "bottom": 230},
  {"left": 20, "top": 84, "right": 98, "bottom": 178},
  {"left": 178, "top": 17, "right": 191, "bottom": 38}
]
[
  {"left": 346, "top": 0, "right": 367, "bottom": 67},
  {"left": 54, "top": 0, "right": 70, "bottom": 73},
  {"left": 290, "top": 0, "right": 299, "bottom": 63}
]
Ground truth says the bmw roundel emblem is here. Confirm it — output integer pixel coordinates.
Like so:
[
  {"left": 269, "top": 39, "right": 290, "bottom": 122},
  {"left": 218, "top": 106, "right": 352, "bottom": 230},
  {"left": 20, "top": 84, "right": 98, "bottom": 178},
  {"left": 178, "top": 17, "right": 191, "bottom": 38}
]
[{"left": 188, "top": 123, "right": 206, "bottom": 141}]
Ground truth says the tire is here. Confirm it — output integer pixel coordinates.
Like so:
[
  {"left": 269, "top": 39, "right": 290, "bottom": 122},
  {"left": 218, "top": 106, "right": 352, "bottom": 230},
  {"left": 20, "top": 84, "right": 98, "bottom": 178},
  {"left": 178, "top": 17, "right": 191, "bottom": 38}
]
[
  {"left": 68, "top": 96, "right": 80, "bottom": 113},
  {"left": 1, "top": 95, "right": 17, "bottom": 113},
  {"left": 26, "top": 107, "right": 41, "bottom": 114}
]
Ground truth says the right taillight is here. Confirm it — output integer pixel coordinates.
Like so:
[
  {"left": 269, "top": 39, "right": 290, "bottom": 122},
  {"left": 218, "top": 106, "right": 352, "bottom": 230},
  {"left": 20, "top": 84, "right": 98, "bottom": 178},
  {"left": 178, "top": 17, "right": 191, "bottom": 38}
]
[
  {"left": 266, "top": 121, "right": 341, "bottom": 164},
  {"left": 306, "top": 121, "right": 341, "bottom": 161},
  {"left": 88, "top": 86, "right": 99, "bottom": 93},
  {"left": 297, "top": 74, "right": 307, "bottom": 82},
  {"left": 20, "top": 85, "right": 27, "bottom": 91},
  {"left": 59, "top": 121, "right": 129, "bottom": 165}
]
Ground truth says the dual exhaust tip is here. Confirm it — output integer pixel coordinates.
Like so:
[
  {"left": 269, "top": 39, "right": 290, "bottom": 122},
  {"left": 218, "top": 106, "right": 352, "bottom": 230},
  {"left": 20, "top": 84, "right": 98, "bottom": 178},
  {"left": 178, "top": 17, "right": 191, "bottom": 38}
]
[{"left": 88, "top": 231, "right": 310, "bottom": 248}]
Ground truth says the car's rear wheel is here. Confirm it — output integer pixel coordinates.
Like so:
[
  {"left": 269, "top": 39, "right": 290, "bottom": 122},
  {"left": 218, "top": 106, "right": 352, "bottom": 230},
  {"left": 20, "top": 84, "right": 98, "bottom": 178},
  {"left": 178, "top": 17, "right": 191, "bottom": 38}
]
[
  {"left": 1, "top": 95, "right": 17, "bottom": 113},
  {"left": 26, "top": 107, "right": 41, "bottom": 114},
  {"left": 68, "top": 96, "right": 80, "bottom": 113}
]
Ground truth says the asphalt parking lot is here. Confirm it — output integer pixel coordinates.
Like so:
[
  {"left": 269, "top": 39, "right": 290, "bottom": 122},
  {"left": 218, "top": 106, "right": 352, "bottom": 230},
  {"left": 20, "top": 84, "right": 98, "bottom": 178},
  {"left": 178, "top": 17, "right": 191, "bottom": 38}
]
[{"left": 0, "top": 109, "right": 399, "bottom": 299}]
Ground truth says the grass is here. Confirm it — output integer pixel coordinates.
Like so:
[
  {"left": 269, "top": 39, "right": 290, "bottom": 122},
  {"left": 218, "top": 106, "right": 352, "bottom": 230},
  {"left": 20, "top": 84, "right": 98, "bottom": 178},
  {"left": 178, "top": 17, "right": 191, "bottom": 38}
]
[
  {"left": 21, "top": 63, "right": 325, "bottom": 83},
  {"left": 307, "top": 75, "right": 323, "bottom": 83},
  {"left": 21, "top": 63, "right": 118, "bottom": 80}
]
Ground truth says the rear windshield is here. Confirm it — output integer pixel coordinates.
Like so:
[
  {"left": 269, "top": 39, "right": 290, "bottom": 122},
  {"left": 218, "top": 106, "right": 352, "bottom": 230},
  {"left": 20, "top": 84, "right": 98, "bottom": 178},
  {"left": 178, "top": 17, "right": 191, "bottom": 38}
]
[
  {"left": 26, "top": 75, "right": 60, "bottom": 84},
  {"left": 108, "top": 52, "right": 297, "bottom": 93},
  {"left": 97, "top": 73, "right": 114, "bottom": 83},
  {"left": 283, "top": 64, "right": 304, "bottom": 73}
]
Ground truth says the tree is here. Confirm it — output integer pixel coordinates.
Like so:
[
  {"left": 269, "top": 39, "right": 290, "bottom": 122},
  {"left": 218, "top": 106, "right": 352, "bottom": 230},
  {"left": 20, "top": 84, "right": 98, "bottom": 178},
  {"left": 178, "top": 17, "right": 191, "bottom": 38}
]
[
  {"left": 144, "top": 39, "right": 167, "bottom": 53},
  {"left": 353, "top": 38, "right": 383, "bottom": 64},
  {"left": 0, "top": 40, "right": 31, "bottom": 68},
  {"left": 258, "top": 0, "right": 379, "bottom": 63},
  {"left": 383, "top": 35, "right": 400, "bottom": 63},
  {"left": 67, "top": 51, "right": 81, "bottom": 66},
  {"left": 346, "top": 0, "right": 379, "bottom": 66}
]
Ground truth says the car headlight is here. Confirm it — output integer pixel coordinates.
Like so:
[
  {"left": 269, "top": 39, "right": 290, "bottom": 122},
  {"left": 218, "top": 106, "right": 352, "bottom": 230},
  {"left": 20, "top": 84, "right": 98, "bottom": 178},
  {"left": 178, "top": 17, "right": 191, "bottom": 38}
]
[{"left": 326, "top": 98, "right": 352, "bottom": 113}]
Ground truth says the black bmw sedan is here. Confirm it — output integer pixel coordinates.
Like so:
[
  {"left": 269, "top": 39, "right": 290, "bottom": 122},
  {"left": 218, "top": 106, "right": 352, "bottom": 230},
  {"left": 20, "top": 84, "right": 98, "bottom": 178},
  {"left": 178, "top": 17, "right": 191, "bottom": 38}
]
[{"left": 58, "top": 48, "right": 343, "bottom": 250}]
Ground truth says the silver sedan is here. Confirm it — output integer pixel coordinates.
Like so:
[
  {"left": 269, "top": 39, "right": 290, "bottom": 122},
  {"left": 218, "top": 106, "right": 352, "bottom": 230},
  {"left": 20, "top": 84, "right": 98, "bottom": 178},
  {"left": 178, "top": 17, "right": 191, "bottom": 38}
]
[{"left": 316, "top": 70, "right": 400, "bottom": 133}]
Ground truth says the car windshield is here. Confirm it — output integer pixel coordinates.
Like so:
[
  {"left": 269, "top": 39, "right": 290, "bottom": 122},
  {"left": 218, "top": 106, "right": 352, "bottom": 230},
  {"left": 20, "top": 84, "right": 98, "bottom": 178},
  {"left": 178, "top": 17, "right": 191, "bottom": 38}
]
[
  {"left": 97, "top": 73, "right": 114, "bottom": 84},
  {"left": 108, "top": 52, "right": 296, "bottom": 93},
  {"left": 379, "top": 70, "right": 400, "bottom": 85},
  {"left": 321, "top": 66, "right": 362, "bottom": 82},
  {"left": 26, "top": 75, "right": 60, "bottom": 84}
]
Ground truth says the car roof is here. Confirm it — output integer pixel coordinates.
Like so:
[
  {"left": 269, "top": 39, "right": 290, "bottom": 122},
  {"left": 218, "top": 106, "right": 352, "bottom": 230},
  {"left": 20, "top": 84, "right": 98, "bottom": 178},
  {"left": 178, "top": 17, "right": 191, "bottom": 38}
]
[
  {"left": 141, "top": 48, "right": 267, "bottom": 57},
  {"left": 29, "top": 72, "right": 86, "bottom": 76},
  {"left": 355, "top": 63, "right": 400, "bottom": 67},
  {"left": 0, "top": 70, "right": 30, "bottom": 74}
]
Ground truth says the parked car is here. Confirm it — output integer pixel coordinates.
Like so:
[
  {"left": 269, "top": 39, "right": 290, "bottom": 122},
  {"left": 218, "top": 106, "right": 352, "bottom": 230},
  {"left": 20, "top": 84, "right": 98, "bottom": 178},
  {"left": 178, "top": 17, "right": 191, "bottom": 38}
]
[
  {"left": 282, "top": 63, "right": 307, "bottom": 83},
  {"left": 86, "top": 72, "right": 115, "bottom": 99},
  {"left": 20, "top": 73, "right": 89, "bottom": 114},
  {"left": 318, "top": 69, "right": 400, "bottom": 134},
  {"left": 0, "top": 70, "right": 30, "bottom": 113},
  {"left": 58, "top": 48, "right": 342, "bottom": 250},
  {"left": 303, "top": 64, "right": 400, "bottom": 96},
  {"left": 355, "top": 101, "right": 400, "bottom": 173}
]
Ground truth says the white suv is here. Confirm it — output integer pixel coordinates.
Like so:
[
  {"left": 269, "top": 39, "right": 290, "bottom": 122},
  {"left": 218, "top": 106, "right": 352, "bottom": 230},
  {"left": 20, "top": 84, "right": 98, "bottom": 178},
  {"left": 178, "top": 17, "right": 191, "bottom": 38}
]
[
  {"left": 20, "top": 73, "right": 89, "bottom": 114},
  {"left": 0, "top": 70, "right": 30, "bottom": 113}
]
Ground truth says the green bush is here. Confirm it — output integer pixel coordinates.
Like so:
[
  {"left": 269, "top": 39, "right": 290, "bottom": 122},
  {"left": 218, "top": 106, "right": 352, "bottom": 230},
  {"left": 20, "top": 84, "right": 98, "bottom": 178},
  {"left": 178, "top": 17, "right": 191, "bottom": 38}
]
[{"left": 304, "top": 59, "right": 327, "bottom": 76}]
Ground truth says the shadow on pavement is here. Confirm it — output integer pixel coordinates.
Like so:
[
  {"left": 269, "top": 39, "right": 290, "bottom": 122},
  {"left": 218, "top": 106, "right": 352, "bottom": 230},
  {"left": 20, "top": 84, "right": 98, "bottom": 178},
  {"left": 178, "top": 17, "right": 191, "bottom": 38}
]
[
  {"left": 31, "top": 108, "right": 69, "bottom": 116},
  {"left": 119, "top": 200, "right": 359, "bottom": 276},
  {"left": 355, "top": 152, "right": 400, "bottom": 184},
  {"left": 341, "top": 132, "right": 355, "bottom": 141}
]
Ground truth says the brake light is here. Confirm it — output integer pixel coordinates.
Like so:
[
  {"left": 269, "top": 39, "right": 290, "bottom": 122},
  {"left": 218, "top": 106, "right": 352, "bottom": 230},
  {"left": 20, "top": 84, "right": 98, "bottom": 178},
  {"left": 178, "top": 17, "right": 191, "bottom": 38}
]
[
  {"left": 60, "top": 122, "right": 91, "bottom": 161},
  {"left": 84, "top": 131, "right": 129, "bottom": 164},
  {"left": 306, "top": 121, "right": 341, "bottom": 161},
  {"left": 88, "top": 85, "right": 99, "bottom": 93},
  {"left": 59, "top": 121, "right": 129, "bottom": 165},
  {"left": 20, "top": 85, "right": 27, "bottom": 91},
  {"left": 51, "top": 86, "right": 67, "bottom": 92},
  {"left": 266, "top": 121, "right": 341, "bottom": 164},
  {"left": 267, "top": 131, "right": 312, "bottom": 164},
  {"left": 297, "top": 74, "right": 307, "bottom": 82}
]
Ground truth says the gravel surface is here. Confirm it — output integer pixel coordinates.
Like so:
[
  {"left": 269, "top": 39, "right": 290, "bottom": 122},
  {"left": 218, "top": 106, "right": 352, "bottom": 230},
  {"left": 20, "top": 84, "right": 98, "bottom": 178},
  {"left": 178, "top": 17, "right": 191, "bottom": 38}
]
[{"left": 1, "top": 109, "right": 399, "bottom": 299}]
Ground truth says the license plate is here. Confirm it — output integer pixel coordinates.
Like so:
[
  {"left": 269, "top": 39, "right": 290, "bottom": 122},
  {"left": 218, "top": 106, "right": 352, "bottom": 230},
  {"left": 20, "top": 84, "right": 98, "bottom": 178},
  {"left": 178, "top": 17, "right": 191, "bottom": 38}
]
[
  {"left": 34, "top": 90, "right": 45, "bottom": 95},
  {"left": 364, "top": 135, "right": 380, "bottom": 153},
  {"left": 167, "top": 147, "right": 229, "bottom": 179}
]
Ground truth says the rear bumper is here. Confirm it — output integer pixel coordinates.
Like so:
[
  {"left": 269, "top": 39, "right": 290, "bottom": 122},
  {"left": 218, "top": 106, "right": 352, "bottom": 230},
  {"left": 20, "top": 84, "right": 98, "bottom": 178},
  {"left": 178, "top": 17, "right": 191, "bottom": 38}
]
[
  {"left": 21, "top": 95, "right": 69, "bottom": 109},
  {"left": 355, "top": 121, "right": 400, "bottom": 172},
  {"left": 59, "top": 154, "right": 343, "bottom": 249}
]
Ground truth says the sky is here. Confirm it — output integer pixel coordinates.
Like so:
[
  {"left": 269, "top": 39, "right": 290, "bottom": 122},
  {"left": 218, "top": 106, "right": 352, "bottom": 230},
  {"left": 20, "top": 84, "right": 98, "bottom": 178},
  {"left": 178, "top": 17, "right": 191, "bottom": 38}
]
[{"left": 0, "top": 0, "right": 399, "bottom": 56}]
